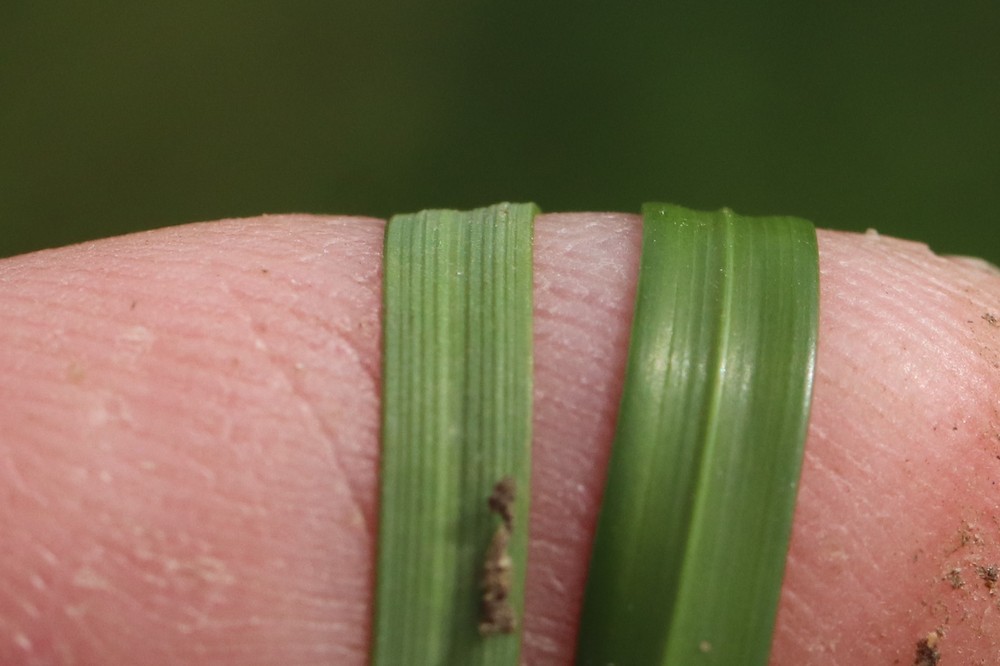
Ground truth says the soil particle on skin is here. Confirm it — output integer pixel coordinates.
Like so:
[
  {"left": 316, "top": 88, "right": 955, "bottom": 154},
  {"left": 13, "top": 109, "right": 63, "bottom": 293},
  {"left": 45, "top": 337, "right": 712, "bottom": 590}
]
[
  {"left": 977, "top": 564, "right": 998, "bottom": 590},
  {"left": 479, "top": 477, "right": 517, "bottom": 636},
  {"left": 945, "top": 567, "right": 965, "bottom": 590},
  {"left": 913, "top": 630, "right": 942, "bottom": 666},
  {"left": 953, "top": 522, "right": 982, "bottom": 552}
]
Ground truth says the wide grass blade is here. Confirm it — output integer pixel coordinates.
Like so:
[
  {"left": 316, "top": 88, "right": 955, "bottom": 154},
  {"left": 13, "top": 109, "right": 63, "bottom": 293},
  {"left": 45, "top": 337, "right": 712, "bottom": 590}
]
[
  {"left": 577, "top": 203, "right": 819, "bottom": 665},
  {"left": 374, "top": 203, "right": 537, "bottom": 665}
]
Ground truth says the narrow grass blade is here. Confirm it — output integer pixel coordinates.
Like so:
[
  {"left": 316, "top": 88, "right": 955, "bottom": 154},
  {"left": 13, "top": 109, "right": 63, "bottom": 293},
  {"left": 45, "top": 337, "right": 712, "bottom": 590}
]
[
  {"left": 577, "top": 204, "right": 819, "bottom": 665},
  {"left": 375, "top": 203, "right": 537, "bottom": 665}
]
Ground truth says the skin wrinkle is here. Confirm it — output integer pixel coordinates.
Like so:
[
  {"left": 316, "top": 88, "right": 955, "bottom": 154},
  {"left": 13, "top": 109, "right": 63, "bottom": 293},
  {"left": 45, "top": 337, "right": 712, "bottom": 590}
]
[
  {"left": 209, "top": 219, "right": 379, "bottom": 660},
  {"left": 1, "top": 215, "right": 999, "bottom": 664},
  {"left": 219, "top": 276, "right": 376, "bottom": 541}
]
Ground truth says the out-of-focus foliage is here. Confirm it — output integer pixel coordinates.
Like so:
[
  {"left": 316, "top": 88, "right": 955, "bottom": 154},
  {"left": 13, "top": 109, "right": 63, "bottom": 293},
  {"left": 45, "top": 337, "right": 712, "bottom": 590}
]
[{"left": 1, "top": 1, "right": 997, "bottom": 262}]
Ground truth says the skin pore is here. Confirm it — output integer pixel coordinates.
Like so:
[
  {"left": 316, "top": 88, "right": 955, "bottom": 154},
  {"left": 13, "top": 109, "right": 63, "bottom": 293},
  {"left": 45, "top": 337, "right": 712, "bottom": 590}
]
[{"left": 0, "top": 213, "right": 998, "bottom": 664}]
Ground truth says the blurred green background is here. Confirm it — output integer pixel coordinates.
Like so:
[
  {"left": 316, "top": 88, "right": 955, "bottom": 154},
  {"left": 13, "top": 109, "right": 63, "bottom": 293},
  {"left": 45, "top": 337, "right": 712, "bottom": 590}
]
[{"left": 1, "top": 1, "right": 998, "bottom": 263}]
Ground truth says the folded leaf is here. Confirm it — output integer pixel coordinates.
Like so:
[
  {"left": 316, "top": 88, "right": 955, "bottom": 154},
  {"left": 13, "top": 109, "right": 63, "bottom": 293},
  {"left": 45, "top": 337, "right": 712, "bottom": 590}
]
[{"left": 577, "top": 204, "right": 819, "bottom": 665}]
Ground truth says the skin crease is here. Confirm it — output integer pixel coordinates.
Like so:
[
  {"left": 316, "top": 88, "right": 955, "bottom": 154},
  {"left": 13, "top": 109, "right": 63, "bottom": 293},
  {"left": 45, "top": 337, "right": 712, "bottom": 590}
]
[{"left": 0, "top": 213, "right": 997, "bottom": 665}]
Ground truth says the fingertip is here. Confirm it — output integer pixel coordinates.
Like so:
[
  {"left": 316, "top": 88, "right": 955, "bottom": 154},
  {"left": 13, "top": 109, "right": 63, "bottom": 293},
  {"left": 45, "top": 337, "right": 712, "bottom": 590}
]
[
  {"left": 4, "top": 214, "right": 997, "bottom": 664},
  {"left": 0, "top": 215, "right": 385, "bottom": 665},
  {"left": 773, "top": 228, "right": 1000, "bottom": 664}
]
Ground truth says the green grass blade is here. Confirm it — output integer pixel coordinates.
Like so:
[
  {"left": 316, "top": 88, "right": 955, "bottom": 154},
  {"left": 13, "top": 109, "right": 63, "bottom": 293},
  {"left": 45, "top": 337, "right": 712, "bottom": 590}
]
[
  {"left": 577, "top": 203, "right": 819, "bottom": 665},
  {"left": 375, "top": 203, "right": 537, "bottom": 665}
]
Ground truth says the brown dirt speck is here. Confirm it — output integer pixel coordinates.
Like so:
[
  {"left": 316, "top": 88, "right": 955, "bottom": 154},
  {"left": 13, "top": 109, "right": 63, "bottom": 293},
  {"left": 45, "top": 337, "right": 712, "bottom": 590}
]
[
  {"left": 945, "top": 567, "right": 965, "bottom": 589},
  {"left": 952, "top": 522, "right": 983, "bottom": 552},
  {"left": 479, "top": 477, "right": 517, "bottom": 636},
  {"left": 487, "top": 476, "right": 516, "bottom": 531},
  {"left": 983, "top": 312, "right": 998, "bottom": 326},
  {"left": 914, "top": 630, "right": 941, "bottom": 666},
  {"left": 976, "top": 564, "right": 998, "bottom": 590}
]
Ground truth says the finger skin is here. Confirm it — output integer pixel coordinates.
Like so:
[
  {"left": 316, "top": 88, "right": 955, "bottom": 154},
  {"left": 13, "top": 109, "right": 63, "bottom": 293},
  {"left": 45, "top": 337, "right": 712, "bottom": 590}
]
[
  {"left": 1, "top": 214, "right": 998, "bottom": 664},
  {"left": 0, "top": 218, "right": 384, "bottom": 665},
  {"left": 774, "top": 228, "right": 1000, "bottom": 664}
]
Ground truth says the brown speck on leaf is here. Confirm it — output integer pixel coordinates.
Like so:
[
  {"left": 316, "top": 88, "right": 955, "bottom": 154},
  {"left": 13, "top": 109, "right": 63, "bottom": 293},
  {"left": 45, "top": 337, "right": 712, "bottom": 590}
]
[
  {"left": 488, "top": 476, "right": 516, "bottom": 531},
  {"left": 480, "top": 477, "right": 517, "bottom": 636},
  {"left": 945, "top": 568, "right": 965, "bottom": 589},
  {"left": 914, "top": 630, "right": 941, "bottom": 666},
  {"left": 479, "top": 525, "right": 515, "bottom": 635}
]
